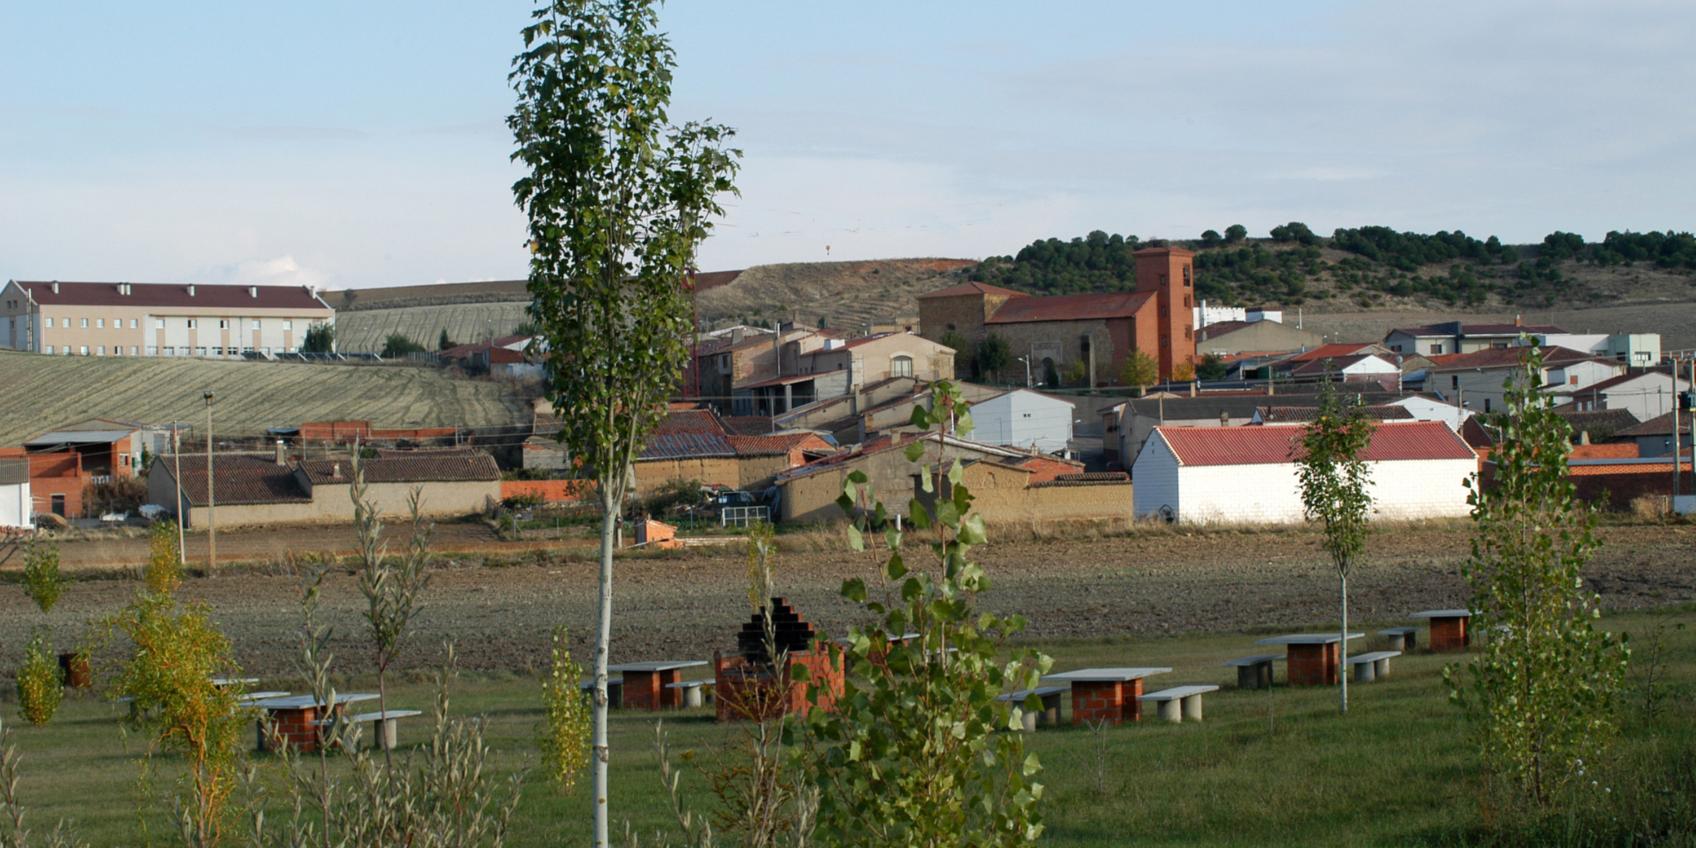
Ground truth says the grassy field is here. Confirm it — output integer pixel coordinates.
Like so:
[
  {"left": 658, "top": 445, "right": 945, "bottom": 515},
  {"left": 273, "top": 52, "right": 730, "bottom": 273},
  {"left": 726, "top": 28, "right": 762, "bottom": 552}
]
[
  {"left": 5, "top": 604, "right": 1691, "bottom": 847},
  {"left": 0, "top": 350, "right": 531, "bottom": 443}
]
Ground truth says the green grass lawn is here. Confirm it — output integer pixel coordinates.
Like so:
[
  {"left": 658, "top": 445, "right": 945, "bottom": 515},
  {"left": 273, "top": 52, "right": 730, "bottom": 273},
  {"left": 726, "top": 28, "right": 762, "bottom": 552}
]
[{"left": 5, "top": 606, "right": 1693, "bottom": 847}]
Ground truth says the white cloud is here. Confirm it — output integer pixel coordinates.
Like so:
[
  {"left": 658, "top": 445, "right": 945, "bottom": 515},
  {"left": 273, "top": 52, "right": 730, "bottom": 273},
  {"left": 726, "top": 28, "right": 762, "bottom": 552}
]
[{"left": 204, "top": 255, "right": 326, "bottom": 287}]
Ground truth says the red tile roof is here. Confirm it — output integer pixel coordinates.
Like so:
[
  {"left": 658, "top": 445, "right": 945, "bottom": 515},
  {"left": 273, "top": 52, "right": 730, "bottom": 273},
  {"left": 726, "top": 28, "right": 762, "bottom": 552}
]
[
  {"left": 654, "top": 409, "right": 728, "bottom": 435},
  {"left": 1427, "top": 345, "right": 1611, "bottom": 371},
  {"left": 1616, "top": 411, "right": 1691, "bottom": 438},
  {"left": 160, "top": 453, "right": 310, "bottom": 507},
  {"left": 728, "top": 433, "right": 832, "bottom": 457},
  {"left": 640, "top": 432, "right": 734, "bottom": 460},
  {"left": 1154, "top": 421, "right": 1474, "bottom": 466},
  {"left": 916, "top": 281, "right": 1028, "bottom": 300},
  {"left": 1030, "top": 471, "right": 1130, "bottom": 488},
  {"left": 1278, "top": 343, "right": 1378, "bottom": 365},
  {"left": 298, "top": 450, "right": 499, "bottom": 485},
  {"left": 986, "top": 291, "right": 1153, "bottom": 324},
  {"left": 14, "top": 280, "right": 331, "bottom": 311}
]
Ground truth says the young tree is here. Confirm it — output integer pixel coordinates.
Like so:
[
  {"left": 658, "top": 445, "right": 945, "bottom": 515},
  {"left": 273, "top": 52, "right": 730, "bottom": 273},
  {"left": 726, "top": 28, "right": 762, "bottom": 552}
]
[
  {"left": 1119, "top": 350, "right": 1158, "bottom": 395},
  {"left": 1296, "top": 380, "right": 1374, "bottom": 715},
  {"left": 1224, "top": 224, "right": 1248, "bottom": 244},
  {"left": 975, "top": 334, "right": 1010, "bottom": 381},
  {"left": 1195, "top": 352, "right": 1228, "bottom": 381},
  {"left": 300, "top": 324, "right": 334, "bottom": 354},
  {"left": 381, "top": 334, "right": 427, "bottom": 358},
  {"left": 1447, "top": 347, "right": 1629, "bottom": 807},
  {"left": 509, "top": 3, "right": 739, "bottom": 843},
  {"left": 438, "top": 329, "right": 455, "bottom": 351}
]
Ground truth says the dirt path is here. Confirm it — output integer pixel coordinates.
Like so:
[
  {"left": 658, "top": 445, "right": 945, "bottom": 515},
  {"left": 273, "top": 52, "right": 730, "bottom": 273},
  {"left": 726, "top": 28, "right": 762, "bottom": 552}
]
[{"left": 3, "top": 524, "right": 1692, "bottom": 678}]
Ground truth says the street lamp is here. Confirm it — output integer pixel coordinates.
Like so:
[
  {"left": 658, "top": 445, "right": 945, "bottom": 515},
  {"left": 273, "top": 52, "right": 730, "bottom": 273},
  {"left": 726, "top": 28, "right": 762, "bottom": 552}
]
[
  {"left": 203, "top": 390, "right": 216, "bottom": 574},
  {"left": 1015, "top": 356, "right": 1032, "bottom": 388}
]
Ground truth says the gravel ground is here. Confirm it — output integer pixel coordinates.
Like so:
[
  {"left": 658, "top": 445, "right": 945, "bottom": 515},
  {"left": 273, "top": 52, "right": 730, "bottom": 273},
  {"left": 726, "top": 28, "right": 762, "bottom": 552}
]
[{"left": 3, "top": 523, "right": 1693, "bottom": 679}]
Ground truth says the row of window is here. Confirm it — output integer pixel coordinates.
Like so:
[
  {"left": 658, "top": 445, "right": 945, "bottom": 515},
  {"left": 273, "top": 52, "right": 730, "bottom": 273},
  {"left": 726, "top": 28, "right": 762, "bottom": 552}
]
[
  {"left": 42, "top": 345, "right": 295, "bottom": 357},
  {"left": 42, "top": 317, "right": 295, "bottom": 330}
]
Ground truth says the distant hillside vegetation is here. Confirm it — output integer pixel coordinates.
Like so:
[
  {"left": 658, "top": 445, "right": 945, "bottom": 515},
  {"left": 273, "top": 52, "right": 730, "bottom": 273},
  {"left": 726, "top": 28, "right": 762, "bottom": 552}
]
[{"left": 970, "top": 226, "right": 1696, "bottom": 309}]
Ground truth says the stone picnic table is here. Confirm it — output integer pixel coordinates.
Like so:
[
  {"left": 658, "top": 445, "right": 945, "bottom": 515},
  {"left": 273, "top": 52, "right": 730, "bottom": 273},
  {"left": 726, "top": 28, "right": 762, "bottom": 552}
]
[
  {"left": 1041, "top": 667, "right": 1172, "bottom": 725},
  {"left": 608, "top": 661, "right": 710, "bottom": 711},
  {"left": 1254, "top": 634, "right": 1365, "bottom": 686},
  {"left": 250, "top": 693, "right": 379, "bottom": 752},
  {"left": 1410, "top": 609, "right": 1473, "bottom": 652}
]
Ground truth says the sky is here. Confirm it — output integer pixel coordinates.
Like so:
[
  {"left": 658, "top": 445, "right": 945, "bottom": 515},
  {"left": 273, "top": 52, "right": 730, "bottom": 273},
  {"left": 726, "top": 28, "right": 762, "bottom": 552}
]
[{"left": 2, "top": 1, "right": 1692, "bottom": 290}]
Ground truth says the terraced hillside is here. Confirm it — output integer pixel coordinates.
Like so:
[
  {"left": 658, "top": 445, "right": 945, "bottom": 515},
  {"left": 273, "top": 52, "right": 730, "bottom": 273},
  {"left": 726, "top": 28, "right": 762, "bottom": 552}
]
[
  {"left": 0, "top": 351, "right": 530, "bottom": 444},
  {"left": 335, "top": 301, "right": 533, "bottom": 352}
]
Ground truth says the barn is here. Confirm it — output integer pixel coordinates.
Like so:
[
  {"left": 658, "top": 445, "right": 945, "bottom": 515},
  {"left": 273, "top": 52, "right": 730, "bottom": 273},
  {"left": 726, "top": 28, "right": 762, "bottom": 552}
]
[
  {"left": 1131, "top": 421, "right": 1476, "bottom": 524},
  {"left": 966, "top": 389, "right": 1076, "bottom": 454}
]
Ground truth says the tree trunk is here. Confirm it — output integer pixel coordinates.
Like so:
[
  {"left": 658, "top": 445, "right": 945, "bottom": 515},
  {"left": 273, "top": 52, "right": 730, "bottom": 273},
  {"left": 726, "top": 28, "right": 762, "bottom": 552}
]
[
  {"left": 1339, "top": 570, "right": 1350, "bottom": 715},
  {"left": 593, "top": 503, "right": 617, "bottom": 847}
]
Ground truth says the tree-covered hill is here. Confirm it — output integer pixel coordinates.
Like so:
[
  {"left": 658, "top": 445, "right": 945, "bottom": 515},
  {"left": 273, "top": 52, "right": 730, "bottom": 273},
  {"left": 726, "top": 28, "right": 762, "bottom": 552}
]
[{"left": 967, "top": 225, "right": 1696, "bottom": 309}]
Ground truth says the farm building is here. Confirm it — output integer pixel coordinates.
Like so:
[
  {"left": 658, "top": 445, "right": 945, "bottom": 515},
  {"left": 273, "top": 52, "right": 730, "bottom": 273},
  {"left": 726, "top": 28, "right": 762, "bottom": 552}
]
[
  {"left": 148, "top": 447, "right": 502, "bottom": 528},
  {"left": 774, "top": 433, "right": 1049, "bottom": 524},
  {"left": 914, "top": 459, "right": 1131, "bottom": 528},
  {"left": 1383, "top": 321, "right": 1564, "bottom": 357},
  {"left": 733, "top": 331, "right": 956, "bottom": 417},
  {"left": 0, "top": 458, "right": 29, "bottom": 528},
  {"left": 962, "top": 389, "right": 1076, "bottom": 454},
  {"left": 1131, "top": 421, "right": 1476, "bottom": 524},
  {"left": 629, "top": 407, "right": 833, "bottom": 497},
  {"left": 1195, "top": 319, "right": 1322, "bottom": 358}
]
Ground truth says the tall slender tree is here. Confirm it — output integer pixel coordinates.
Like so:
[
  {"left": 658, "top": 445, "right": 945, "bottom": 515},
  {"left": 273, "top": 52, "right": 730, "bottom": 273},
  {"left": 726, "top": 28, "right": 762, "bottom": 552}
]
[
  {"left": 509, "top": 3, "right": 738, "bottom": 844},
  {"left": 1296, "top": 379, "right": 1374, "bottom": 715}
]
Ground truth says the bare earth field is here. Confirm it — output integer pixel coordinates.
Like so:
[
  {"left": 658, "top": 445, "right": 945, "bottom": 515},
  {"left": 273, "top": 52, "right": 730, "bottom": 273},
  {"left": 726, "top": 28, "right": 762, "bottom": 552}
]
[
  {"left": 1302, "top": 299, "right": 1696, "bottom": 351},
  {"left": 7, "top": 522, "right": 1692, "bottom": 678}
]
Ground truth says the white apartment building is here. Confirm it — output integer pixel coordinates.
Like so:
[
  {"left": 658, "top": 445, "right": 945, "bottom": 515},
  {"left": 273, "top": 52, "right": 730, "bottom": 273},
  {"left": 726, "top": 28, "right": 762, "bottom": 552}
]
[{"left": 0, "top": 280, "right": 335, "bottom": 358}]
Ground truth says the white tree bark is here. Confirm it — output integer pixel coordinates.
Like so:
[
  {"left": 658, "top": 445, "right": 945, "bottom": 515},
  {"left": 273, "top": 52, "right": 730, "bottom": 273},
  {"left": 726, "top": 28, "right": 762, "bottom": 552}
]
[{"left": 593, "top": 502, "right": 617, "bottom": 847}]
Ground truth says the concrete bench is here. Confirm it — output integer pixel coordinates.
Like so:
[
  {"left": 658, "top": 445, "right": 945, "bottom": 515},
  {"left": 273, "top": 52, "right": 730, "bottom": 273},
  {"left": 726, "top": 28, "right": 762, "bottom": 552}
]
[
  {"left": 1139, "top": 685, "right": 1220, "bottom": 723},
  {"left": 1223, "top": 654, "right": 1283, "bottom": 689},
  {"left": 995, "top": 685, "right": 1067, "bottom": 731},
  {"left": 1378, "top": 627, "right": 1418, "bottom": 652},
  {"left": 315, "top": 709, "right": 425, "bottom": 751},
  {"left": 1346, "top": 651, "right": 1401, "bottom": 683},
  {"left": 579, "top": 678, "right": 624, "bottom": 709},
  {"left": 664, "top": 678, "right": 716, "bottom": 709}
]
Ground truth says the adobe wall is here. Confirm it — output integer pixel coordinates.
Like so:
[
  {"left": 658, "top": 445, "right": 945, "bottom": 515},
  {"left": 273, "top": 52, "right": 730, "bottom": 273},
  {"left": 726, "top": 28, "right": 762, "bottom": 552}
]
[{"left": 632, "top": 456, "right": 742, "bottom": 497}]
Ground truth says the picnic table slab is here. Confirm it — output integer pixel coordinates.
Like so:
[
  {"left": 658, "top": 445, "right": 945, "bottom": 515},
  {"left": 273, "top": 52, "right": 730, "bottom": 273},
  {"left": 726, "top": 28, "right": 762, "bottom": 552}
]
[
  {"left": 1255, "top": 634, "right": 1365, "bottom": 686},
  {"left": 610, "top": 661, "right": 710, "bottom": 711},
  {"left": 1410, "top": 610, "right": 1473, "bottom": 652},
  {"left": 1346, "top": 650, "right": 1401, "bottom": 683},
  {"left": 1044, "top": 667, "right": 1172, "bottom": 725},
  {"left": 1139, "top": 684, "right": 1220, "bottom": 723}
]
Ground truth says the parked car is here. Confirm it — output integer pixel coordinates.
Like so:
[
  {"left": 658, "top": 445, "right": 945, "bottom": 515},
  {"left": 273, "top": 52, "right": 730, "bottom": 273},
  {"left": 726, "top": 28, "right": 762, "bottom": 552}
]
[
  {"left": 99, "top": 510, "right": 131, "bottom": 524},
  {"left": 138, "top": 503, "right": 167, "bottom": 521}
]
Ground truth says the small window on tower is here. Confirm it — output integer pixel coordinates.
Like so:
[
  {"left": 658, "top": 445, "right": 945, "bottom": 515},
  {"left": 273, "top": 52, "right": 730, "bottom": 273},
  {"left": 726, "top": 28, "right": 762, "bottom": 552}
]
[{"left": 1183, "top": 265, "right": 1192, "bottom": 287}]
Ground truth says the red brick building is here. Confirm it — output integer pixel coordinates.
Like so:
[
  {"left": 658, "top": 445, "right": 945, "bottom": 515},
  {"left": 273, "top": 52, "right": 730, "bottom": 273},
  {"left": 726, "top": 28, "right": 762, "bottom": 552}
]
[{"left": 917, "top": 247, "right": 1197, "bottom": 384}]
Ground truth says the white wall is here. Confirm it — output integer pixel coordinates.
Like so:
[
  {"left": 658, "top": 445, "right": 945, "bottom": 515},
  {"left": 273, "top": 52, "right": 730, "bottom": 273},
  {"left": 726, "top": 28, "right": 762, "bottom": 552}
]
[
  {"left": 1387, "top": 396, "right": 1472, "bottom": 428},
  {"left": 970, "top": 390, "right": 1074, "bottom": 453},
  {"left": 0, "top": 482, "right": 29, "bottom": 528},
  {"left": 1135, "top": 442, "right": 1476, "bottom": 524}
]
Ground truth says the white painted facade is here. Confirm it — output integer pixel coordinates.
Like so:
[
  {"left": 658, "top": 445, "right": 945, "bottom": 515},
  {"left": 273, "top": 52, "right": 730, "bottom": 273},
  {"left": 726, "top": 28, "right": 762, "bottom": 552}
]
[
  {"left": 967, "top": 389, "right": 1075, "bottom": 454},
  {"left": 1561, "top": 372, "right": 1691, "bottom": 422},
  {"left": 1132, "top": 431, "right": 1476, "bottom": 524},
  {"left": 1339, "top": 355, "right": 1400, "bottom": 377},
  {"left": 1434, "top": 359, "right": 1626, "bottom": 415},
  {"left": 0, "top": 481, "right": 29, "bottom": 528}
]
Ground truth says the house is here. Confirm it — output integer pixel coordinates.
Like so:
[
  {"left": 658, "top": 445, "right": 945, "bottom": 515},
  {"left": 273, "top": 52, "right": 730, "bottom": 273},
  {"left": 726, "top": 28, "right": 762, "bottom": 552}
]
[
  {"left": 914, "top": 459, "right": 1131, "bottom": 528},
  {"left": 774, "top": 433, "right": 1045, "bottom": 524},
  {"left": 1527, "top": 332, "right": 1662, "bottom": 367},
  {"left": 0, "top": 458, "right": 29, "bottom": 528},
  {"left": 1427, "top": 346, "right": 1626, "bottom": 415},
  {"left": 438, "top": 335, "right": 544, "bottom": 379},
  {"left": 772, "top": 378, "right": 1003, "bottom": 445},
  {"left": 0, "top": 280, "right": 334, "bottom": 358},
  {"left": 21, "top": 418, "right": 146, "bottom": 482},
  {"left": 146, "top": 447, "right": 502, "bottom": 528},
  {"left": 918, "top": 247, "right": 1199, "bottom": 384},
  {"left": 1561, "top": 370, "right": 1692, "bottom": 422},
  {"left": 1616, "top": 412, "right": 1694, "bottom": 458},
  {"left": 1382, "top": 395, "right": 1473, "bottom": 428},
  {"left": 1131, "top": 421, "right": 1476, "bottom": 524},
  {"left": 733, "top": 332, "right": 955, "bottom": 417},
  {"left": 1553, "top": 408, "right": 1642, "bottom": 444},
  {"left": 630, "top": 407, "right": 832, "bottom": 496},
  {"left": 1284, "top": 354, "right": 1403, "bottom": 387},
  {"left": 961, "top": 389, "right": 1077, "bottom": 454},
  {"left": 1195, "top": 320, "right": 1323, "bottom": 358},
  {"left": 1383, "top": 320, "right": 1564, "bottom": 357},
  {"left": 1101, "top": 388, "right": 1407, "bottom": 469},
  {"left": 690, "top": 326, "right": 824, "bottom": 410}
]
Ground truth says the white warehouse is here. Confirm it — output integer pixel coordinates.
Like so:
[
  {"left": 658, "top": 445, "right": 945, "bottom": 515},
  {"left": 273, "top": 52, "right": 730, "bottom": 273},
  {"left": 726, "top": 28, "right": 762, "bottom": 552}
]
[
  {"left": 1132, "top": 421, "right": 1477, "bottom": 524},
  {"left": 966, "top": 389, "right": 1076, "bottom": 454},
  {"left": 0, "top": 459, "right": 29, "bottom": 529}
]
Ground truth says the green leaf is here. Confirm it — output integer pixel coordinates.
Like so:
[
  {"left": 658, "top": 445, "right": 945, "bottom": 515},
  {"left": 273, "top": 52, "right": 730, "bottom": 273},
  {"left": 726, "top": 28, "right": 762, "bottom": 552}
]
[
  {"left": 841, "top": 578, "right": 867, "bottom": 603},
  {"left": 959, "top": 513, "right": 987, "bottom": 545},
  {"left": 847, "top": 469, "right": 869, "bottom": 485},
  {"left": 903, "top": 441, "right": 925, "bottom": 463},
  {"left": 845, "top": 524, "right": 865, "bottom": 552},
  {"left": 908, "top": 406, "right": 930, "bottom": 428},
  {"left": 886, "top": 553, "right": 908, "bottom": 580},
  {"left": 907, "top": 500, "right": 933, "bottom": 529}
]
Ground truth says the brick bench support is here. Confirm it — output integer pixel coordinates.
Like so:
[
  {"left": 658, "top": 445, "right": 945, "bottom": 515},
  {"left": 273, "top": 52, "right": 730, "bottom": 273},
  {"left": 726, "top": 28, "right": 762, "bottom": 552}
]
[
  {"left": 1285, "top": 643, "right": 1341, "bottom": 686},
  {"left": 1070, "top": 679, "right": 1143, "bottom": 726},
  {"left": 1428, "top": 617, "right": 1469, "bottom": 652}
]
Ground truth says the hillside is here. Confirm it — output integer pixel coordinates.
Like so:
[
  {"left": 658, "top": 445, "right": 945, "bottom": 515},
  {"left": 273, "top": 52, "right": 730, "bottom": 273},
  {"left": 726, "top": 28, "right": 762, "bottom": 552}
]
[
  {"left": 335, "top": 301, "right": 533, "bottom": 352},
  {"left": 0, "top": 351, "right": 530, "bottom": 445}
]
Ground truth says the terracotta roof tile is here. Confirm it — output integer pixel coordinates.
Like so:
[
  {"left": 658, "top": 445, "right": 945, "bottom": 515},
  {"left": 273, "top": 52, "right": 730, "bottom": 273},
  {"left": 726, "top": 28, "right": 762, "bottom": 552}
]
[
  {"left": 1030, "top": 471, "right": 1130, "bottom": 488},
  {"left": 15, "top": 280, "right": 331, "bottom": 311},
  {"left": 1428, "top": 345, "right": 1608, "bottom": 371},
  {"left": 161, "top": 453, "right": 310, "bottom": 507},
  {"left": 916, "top": 281, "right": 1028, "bottom": 300},
  {"left": 986, "top": 291, "right": 1153, "bottom": 324},
  {"left": 298, "top": 450, "right": 499, "bottom": 485},
  {"left": 1154, "top": 420, "right": 1473, "bottom": 466}
]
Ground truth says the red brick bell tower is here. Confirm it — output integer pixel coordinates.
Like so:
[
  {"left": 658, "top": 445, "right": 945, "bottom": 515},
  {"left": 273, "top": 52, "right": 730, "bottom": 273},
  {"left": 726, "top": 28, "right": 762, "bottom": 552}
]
[{"left": 1132, "top": 246, "right": 1197, "bottom": 381}]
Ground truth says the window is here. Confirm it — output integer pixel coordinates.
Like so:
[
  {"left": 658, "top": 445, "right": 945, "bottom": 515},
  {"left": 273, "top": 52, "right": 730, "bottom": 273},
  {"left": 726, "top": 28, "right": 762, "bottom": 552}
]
[
  {"left": 79, "top": 345, "right": 88, "bottom": 355},
  {"left": 890, "top": 354, "right": 914, "bottom": 378},
  {"left": 1428, "top": 343, "right": 1444, "bottom": 354},
  {"left": 44, "top": 345, "right": 54, "bottom": 354},
  {"left": 1450, "top": 375, "right": 1459, "bottom": 390},
  {"left": 43, "top": 317, "right": 53, "bottom": 328},
  {"left": 80, "top": 318, "right": 88, "bottom": 328},
  {"left": 252, "top": 319, "right": 261, "bottom": 329},
  {"left": 130, "top": 346, "right": 139, "bottom": 355},
  {"left": 283, "top": 320, "right": 293, "bottom": 330},
  {"left": 155, "top": 319, "right": 164, "bottom": 330},
  {"left": 186, "top": 319, "right": 197, "bottom": 329},
  {"left": 96, "top": 345, "right": 105, "bottom": 356},
  {"left": 96, "top": 318, "right": 104, "bottom": 328},
  {"left": 1484, "top": 399, "right": 1492, "bottom": 413},
  {"left": 1183, "top": 294, "right": 1192, "bottom": 308},
  {"left": 218, "top": 319, "right": 228, "bottom": 329},
  {"left": 112, "top": 316, "right": 120, "bottom": 328},
  {"left": 1182, "top": 265, "right": 1192, "bottom": 287},
  {"left": 129, "top": 318, "right": 137, "bottom": 329},
  {"left": 1569, "top": 375, "right": 1579, "bottom": 385}
]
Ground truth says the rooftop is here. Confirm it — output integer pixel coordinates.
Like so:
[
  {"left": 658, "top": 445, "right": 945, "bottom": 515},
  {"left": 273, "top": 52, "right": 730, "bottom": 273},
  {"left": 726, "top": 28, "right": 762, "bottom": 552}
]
[
  {"left": 916, "top": 281, "right": 1028, "bottom": 300},
  {"left": 158, "top": 453, "right": 311, "bottom": 507},
  {"left": 13, "top": 280, "right": 331, "bottom": 312},
  {"left": 298, "top": 450, "right": 500, "bottom": 485},
  {"left": 1615, "top": 411, "right": 1692, "bottom": 439},
  {"left": 1152, "top": 420, "right": 1474, "bottom": 466},
  {"left": 1390, "top": 320, "right": 1565, "bottom": 338},
  {"left": 986, "top": 291, "right": 1153, "bottom": 324},
  {"left": 1427, "top": 345, "right": 1612, "bottom": 372},
  {"left": 1255, "top": 404, "right": 1416, "bottom": 423}
]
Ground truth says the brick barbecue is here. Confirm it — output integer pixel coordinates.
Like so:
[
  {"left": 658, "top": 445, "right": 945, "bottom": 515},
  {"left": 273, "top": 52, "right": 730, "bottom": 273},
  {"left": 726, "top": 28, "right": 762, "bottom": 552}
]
[{"left": 714, "top": 597, "right": 843, "bottom": 722}]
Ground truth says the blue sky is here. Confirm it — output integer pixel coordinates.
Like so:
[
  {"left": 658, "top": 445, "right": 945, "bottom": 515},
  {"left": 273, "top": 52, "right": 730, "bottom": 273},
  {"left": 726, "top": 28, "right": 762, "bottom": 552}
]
[{"left": 2, "top": 1, "right": 1692, "bottom": 288}]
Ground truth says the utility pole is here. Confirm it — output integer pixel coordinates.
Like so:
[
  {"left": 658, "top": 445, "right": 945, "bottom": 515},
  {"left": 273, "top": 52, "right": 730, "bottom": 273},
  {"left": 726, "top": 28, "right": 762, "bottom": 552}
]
[
  {"left": 172, "top": 423, "right": 185, "bottom": 564},
  {"left": 203, "top": 391, "right": 216, "bottom": 574}
]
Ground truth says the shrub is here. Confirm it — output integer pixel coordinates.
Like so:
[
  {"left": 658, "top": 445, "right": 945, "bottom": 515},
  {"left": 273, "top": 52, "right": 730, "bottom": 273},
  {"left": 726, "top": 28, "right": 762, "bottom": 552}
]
[
  {"left": 16, "top": 635, "right": 64, "bottom": 726},
  {"left": 539, "top": 627, "right": 590, "bottom": 794},
  {"left": 144, "top": 520, "right": 182, "bottom": 596},
  {"left": 82, "top": 477, "right": 146, "bottom": 517},
  {"left": 21, "top": 539, "right": 63, "bottom": 615}
]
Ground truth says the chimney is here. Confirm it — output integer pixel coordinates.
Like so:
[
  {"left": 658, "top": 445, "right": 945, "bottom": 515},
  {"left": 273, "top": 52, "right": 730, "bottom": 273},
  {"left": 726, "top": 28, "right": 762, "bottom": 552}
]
[
  {"left": 50, "top": 281, "right": 59, "bottom": 294},
  {"left": 187, "top": 284, "right": 197, "bottom": 297},
  {"left": 1578, "top": 430, "right": 1591, "bottom": 445},
  {"left": 1219, "top": 411, "right": 1230, "bottom": 426},
  {"left": 1514, "top": 313, "right": 1522, "bottom": 327},
  {"left": 1189, "top": 380, "right": 1197, "bottom": 398},
  {"left": 274, "top": 439, "right": 287, "bottom": 466},
  {"left": 331, "top": 462, "right": 342, "bottom": 480},
  {"left": 249, "top": 286, "right": 258, "bottom": 299}
]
